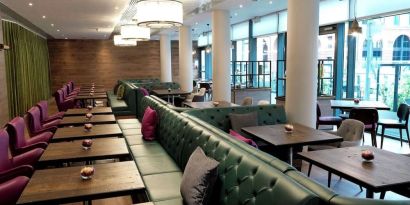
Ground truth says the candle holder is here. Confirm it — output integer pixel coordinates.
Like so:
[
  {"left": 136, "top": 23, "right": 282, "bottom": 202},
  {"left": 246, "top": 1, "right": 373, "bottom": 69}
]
[
  {"left": 361, "top": 150, "right": 375, "bottom": 162},
  {"left": 82, "top": 139, "right": 93, "bottom": 150},
  {"left": 284, "top": 124, "right": 294, "bottom": 134},
  {"left": 80, "top": 166, "right": 95, "bottom": 180},
  {"left": 84, "top": 123, "right": 93, "bottom": 132}
]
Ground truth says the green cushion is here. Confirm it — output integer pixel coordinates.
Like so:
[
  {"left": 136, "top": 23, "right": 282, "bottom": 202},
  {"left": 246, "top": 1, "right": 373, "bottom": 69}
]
[
  {"left": 125, "top": 134, "right": 154, "bottom": 146},
  {"left": 154, "top": 198, "right": 183, "bottom": 205},
  {"left": 123, "top": 129, "right": 142, "bottom": 136},
  {"left": 117, "top": 119, "right": 140, "bottom": 124},
  {"left": 135, "top": 155, "right": 180, "bottom": 176},
  {"left": 117, "top": 84, "right": 125, "bottom": 100},
  {"left": 109, "top": 98, "right": 128, "bottom": 111},
  {"left": 130, "top": 143, "right": 167, "bottom": 158},
  {"left": 143, "top": 172, "right": 183, "bottom": 202},
  {"left": 119, "top": 123, "right": 141, "bottom": 130}
]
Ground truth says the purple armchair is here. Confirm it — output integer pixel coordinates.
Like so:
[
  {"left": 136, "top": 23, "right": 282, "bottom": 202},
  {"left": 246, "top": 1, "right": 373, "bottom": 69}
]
[
  {"left": 6, "top": 117, "right": 50, "bottom": 156},
  {"left": 68, "top": 81, "right": 81, "bottom": 93},
  {"left": 63, "top": 84, "right": 78, "bottom": 99},
  {"left": 25, "top": 106, "right": 58, "bottom": 137},
  {"left": 0, "top": 176, "right": 30, "bottom": 205},
  {"left": 36, "top": 100, "right": 64, "bottom": 124},
  {"left": 54, "top": 89, "right": 76, "bottom": 112}
]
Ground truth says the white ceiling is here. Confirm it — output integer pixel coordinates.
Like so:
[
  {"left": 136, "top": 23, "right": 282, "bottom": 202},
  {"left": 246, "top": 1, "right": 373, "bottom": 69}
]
[{"left": 0, "top": 0, "right": 288, "bottom": 39}]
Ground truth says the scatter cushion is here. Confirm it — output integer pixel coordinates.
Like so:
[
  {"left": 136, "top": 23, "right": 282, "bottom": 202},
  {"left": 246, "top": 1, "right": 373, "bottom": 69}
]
[
  {"left": 229, "top": 129, "right": 258, "bottom": 148},
  {"left": 140, "top": 88, "right": 149, "bottom": 96},
  {"left": 229, "top": 111, "right": 258, "bottom": 133},
  {"left": 180, "top": 147, "right": 219, "bottom": 205},
  {"left": 117, "top": 84, "right": 125, "bottom": 100},
  {"left": 141, "top": 106, "right": 157, "bottom": 141}
]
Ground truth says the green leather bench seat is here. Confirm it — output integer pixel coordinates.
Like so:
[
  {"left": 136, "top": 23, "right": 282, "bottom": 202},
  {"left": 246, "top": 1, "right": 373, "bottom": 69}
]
[
  {"left": 154, "top": 198, "right": 183, "bottom": 205},
  {"left": 130, "top": 143, "right": 168, "bottom": 158},
  {"left": 183, "top": 105, "right": 287, "bottom": 133},
  {"left": 135, "top": 155, "right": 181, "bottom": 176},
  {"left": 117, "top": 118, "right": 140, "bottom": 124},
  {"left": 143, "top": 172, "right": 183, "bottom": 202},
  {"left": 135, "top": 96, "right": 408, "bottom": 205},
  {"left": 123, "top": 128, "right": 142, "bottom": 136},
  {"left": 107, "top": 82, "right": 138, "bottom": 116},
  {"left": 124, "top": 134, "right": 155, "bottom": 146},
  {"left": 119, "top": 123, "right": 141, "bottom": 130}
]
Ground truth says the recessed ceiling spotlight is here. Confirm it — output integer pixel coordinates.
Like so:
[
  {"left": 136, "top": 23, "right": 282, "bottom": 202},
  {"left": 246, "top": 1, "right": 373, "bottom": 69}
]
[
  {"left": 269, "top": 1, "right": 273, "bottom": 4},
  {"left": 234, "top": 13, "right": 238, "bottom": 16},
  {"left": 57, "top": 29, "right": 60, "bottom": 32},
  {"left": 195, "top": 22, "right": 198, "bottom": 25},
  {"left": 51, "top": 24, "right": 54, "bottom": 27},
  {"left": 115, "top": 6, "right": 119, "bottom": 10},
  {"left": 65, "top": 37, "right": 68, "bottom": 40},
  {"left": 239, "top": 4, "right": 243, "bottom": 8},
  {"left": 42, "top": 15, "right": 46, "bottom": 19},
  {"left": 28, "top": 2, "right": 33, "bottom": 6}
]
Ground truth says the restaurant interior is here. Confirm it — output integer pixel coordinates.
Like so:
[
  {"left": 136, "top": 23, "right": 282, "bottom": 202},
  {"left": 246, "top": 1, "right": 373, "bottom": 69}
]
[{"left": 0, "top": 0, "right": 409, "bottom": 204}]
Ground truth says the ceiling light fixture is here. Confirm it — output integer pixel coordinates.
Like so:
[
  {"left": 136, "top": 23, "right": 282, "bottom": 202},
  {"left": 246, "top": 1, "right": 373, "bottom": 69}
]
[
  {"left": 42, "top": 15, "right": 46, "bottom": 19},
  {"left": 51, "top": 24, "right": 54, "bottom": 27},
  {"left": 239, "top": 4, "right": 243, "bottom": 8},
  {"left": 57, "top": 29, "right": 60, "bottom": 32},
  {"left": 121, "top": 24, "right": 151, "bottom": 41},
  {"left": 28, "top": 2, "right": 33, "bottom": 6},
  {"left": 348, "top": 0, "right": 362, "bottom": 36},
  {"left": 114, "top": 35, "right": 137, "bottom": 46},
  {"left": 134, "top": 0, "right": 183, "bottom": 28}
]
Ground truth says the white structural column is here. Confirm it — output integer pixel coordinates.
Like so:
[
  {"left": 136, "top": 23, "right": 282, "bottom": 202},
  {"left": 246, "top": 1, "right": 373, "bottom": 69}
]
[
  {"left": 212, "top": 10, "right": 231, "bottom": 102},
  {"left": 178, "top": 26, "right": 193, "bottom": 92},
  {"left": 285, "top": 0, "right": 319, "bottom": 128},
  {"left": 160, "top": 34, "right": 172, "bottom": 82}
]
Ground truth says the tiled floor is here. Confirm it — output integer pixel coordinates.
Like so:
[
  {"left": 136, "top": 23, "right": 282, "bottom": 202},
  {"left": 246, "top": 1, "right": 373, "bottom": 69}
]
[{"left": 45, "top": 99, "right": 409, "bottom": 204}]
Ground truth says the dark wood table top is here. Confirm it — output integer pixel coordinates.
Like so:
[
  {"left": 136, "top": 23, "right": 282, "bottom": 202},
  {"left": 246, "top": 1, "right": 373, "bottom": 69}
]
[
  {"left": 77, "top": 91, "right": 107, "bottom": 96},
  {"left": 152, "top": 89, "right": 191, "bottom": 96},
  {"left": 59, "top": 114, "right": 116, "bottom": 127},
  {"left": 17, "top": 161, "right": 145, "bottom": 205},
  {"left": 53, "top": 124, "right": 122, "bottom": 142},
  {"left": 75, "top": 94, "right": 107, "bottom": 100},
  {"left": 64, "top": 107, "right": 113, "bottom": 116},
  {"left": 40, "top": 138, "right": 129, "bottom": 164},
  {"left": 330, "top": 100, "right": 390, "bottom": 110},
  {"left": 242, "top": 123, "right": 342, "bottom": 147},
  {"left": 183, "top": 101, "right": 238, "bottom": 109},
  {"left": 298, "top": 146, "right": 410, "bottom": 192}
]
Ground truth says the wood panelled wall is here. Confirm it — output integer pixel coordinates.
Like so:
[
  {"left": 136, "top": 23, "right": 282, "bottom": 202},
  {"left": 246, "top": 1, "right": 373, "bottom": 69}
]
[{"left": 48, "top": 40, "right": 179, "bottom": 92}]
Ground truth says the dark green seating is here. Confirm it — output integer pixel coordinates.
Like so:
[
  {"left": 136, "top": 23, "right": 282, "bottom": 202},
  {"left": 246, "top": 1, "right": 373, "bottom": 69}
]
[{"left": 107, "top": 81, "right": 138, "bottom": 116}]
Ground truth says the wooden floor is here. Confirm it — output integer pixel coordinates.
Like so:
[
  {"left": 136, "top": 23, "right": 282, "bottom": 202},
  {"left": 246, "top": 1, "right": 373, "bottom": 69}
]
[{"left": 43, "top": 99, "right": 409, "bottom": 204}]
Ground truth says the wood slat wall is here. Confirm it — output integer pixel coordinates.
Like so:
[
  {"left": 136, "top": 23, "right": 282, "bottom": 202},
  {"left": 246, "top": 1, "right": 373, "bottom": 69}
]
[{"left": 48, "top": 39, "right": 180, "bottom": 92}]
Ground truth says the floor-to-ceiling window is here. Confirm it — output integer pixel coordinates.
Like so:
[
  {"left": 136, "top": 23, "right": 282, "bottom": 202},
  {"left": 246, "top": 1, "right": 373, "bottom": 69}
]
[
  {"left": 256, "top": 35, "right": 278, "bottom": 94},
  {"left": 354, "top": 13, "right": 410, "bottom": 111}
]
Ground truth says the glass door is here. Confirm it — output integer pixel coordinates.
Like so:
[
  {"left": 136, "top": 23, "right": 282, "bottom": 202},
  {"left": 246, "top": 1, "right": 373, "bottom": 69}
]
[{"left": 318, "top": 25, "right": 337, "bottom": 96}]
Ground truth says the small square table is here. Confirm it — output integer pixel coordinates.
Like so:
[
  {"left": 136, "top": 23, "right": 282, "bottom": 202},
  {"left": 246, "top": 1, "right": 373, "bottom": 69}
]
[
  {"left": 64, "top": 107, "right": 113, "bottom": 116},
  {"left": 17, "top": 161, "right": 145, "bottom": 204},
  {"left": 53, "top": 124, "right": 122, "bottom": 142},
  {"left": 298, "top": 146, "right": 410, "bottom": 198},
  {"left": 330, "top": 100, "right": 390, "bottom": 110},
  {"left": 39, "top": 138, "right": 129, "bottom": 166},
  {"left": 242, "top": 123, "right": 342, "bottom": 164},
  {"left": 59, "top": 114, "right": 116, "bottom": 127}
]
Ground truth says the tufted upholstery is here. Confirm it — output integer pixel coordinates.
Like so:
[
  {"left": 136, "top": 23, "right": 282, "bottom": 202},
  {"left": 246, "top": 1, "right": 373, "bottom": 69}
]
[
  {"left": 107, "top": 82, "right": 138, "bottom": 116},
  {"left": 183, "top": 105, "right": 287, "bottom": 133},
  {"left": 138, "top": 96, "right": 319, "bottom": 205}
]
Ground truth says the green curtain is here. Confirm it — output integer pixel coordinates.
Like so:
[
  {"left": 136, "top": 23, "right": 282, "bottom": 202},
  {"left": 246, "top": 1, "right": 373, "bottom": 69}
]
[{"left": 2, "top": 20, "right": 51, "bottom": 118}]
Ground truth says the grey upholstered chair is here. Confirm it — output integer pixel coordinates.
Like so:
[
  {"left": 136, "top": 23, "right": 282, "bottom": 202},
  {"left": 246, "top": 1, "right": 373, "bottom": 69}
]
[
  {"left": 307, "top": 119, "right": 365, "bottom": 189},
  {"left": 257, "top": 100, "right": 270, "bottom": 105},
  {"left": 241, "top": 97, "right": 253, "bottom": 106}
]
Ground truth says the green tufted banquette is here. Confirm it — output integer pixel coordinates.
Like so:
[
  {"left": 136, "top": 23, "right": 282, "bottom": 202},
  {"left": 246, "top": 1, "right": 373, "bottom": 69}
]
[
  {"left": 107, "top": 81, "right": 138, "bottom": 116},
  {"left": 123, "top": 96, "right": 409, "bottom": 205}
]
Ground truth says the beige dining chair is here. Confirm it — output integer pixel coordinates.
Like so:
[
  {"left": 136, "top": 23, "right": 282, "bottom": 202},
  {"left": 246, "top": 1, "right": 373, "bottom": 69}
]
[
  {"left": 257, "top": 100, "right": 270, "bottom": 105},
  {"left": 241, "top": 97, "right": 253, "bottom": 106}
]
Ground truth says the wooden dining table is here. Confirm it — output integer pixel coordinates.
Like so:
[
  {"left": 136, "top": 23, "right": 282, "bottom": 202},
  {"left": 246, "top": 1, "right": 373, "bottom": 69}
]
[
  {"left": 242, "top": 123, "right": 342, "bottom": 165},
  {"left": 183, "top": 101, "right": 238, "bottom": 108},
  {"left": 59, "top": 114, "right": 116, "bottom": 127},
  {"left": 64, "top": 107, "right": 113, "bottom": 116},
  {"left": 298, "top": 146, "right": 410, "bottom": 198},
  {"left": 330, "top": 100, "right": 390, "bottom": 110},
  {"left": 53, "top": 123, "right": 122, "bottom": 142},
  {"left": 39, "top": 138, "right": 129, "bottom": 166},
  {"left": 17, "top": 161, "right": 146, "bottom": 205}
]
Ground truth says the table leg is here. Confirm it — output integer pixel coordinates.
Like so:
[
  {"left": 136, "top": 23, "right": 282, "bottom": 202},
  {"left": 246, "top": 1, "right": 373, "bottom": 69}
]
[
  {"left": 172, "top": 95, "right": 175, "bottom": 105},
  {"left": 167, "top": 95, "right": 170, "bottom": 103},
  {"left": 366, "top": 189, "right": 374, "bottom": 198},
  {"left": 289, "top": 147, "right": 293, "bottom": 166}
]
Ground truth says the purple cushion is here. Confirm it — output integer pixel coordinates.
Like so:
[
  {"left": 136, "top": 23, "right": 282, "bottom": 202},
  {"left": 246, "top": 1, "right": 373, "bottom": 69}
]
[
  {"left": 229, "top": 130, "right": 258, "bottom": 148},
  {"left": 141, "top": 106, "right": 157, "bottom": 141},
  {"left": 140, "top": 88, "right": 149, "bottom": 96}
]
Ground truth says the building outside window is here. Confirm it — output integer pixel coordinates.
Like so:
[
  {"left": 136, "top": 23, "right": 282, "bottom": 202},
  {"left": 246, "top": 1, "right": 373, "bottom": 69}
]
[{"left": 256, "top": 35, "right": 278, "bottom": 94}]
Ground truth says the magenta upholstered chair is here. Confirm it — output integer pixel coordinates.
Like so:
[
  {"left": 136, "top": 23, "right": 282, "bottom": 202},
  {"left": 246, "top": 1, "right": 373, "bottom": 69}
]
[
  {"left": 36, "top": 100, "right": 64, "bottom": 123},
  {"left": 0, "top": 129, "right": 41, "bottom": 176},
  {"left": 69, "top": 81, "right": 81, "bottom": 92},
  {"left": 66, "top": 83, "right": 80, "bottom": 95},
  {"left": 6, "top": 117, "right": 50, "bottom": 156},
  {"left": 25, "top": 106, "right": 58, "bottom": 137},
  {"left": 62, "top": 84, "right": 77, "bottom": 99},
  {"left": 54, "top": 89, "right": 75, "bottom": 112},
  {"left": 0, "top": 176, "right": 30, "bottom": 205}
]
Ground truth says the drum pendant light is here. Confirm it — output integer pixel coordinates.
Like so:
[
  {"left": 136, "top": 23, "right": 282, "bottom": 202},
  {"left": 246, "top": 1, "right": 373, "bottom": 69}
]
[{"left": 134, "top": 0, "right": 183, "bottom": 28}]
